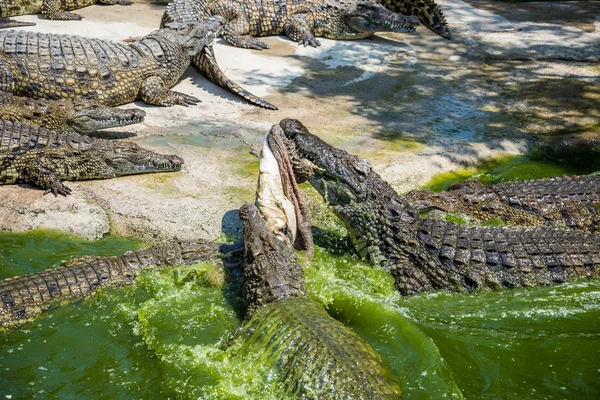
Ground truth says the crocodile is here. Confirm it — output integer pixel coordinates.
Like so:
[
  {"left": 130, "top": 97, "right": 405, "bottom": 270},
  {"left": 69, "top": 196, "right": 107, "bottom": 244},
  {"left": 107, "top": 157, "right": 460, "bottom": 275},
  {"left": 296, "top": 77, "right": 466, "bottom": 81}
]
[
  {"left": 0, "top": 119, "right": 184, "bottom": 196},
  {"left": 274, "top": 119, "right": 600, "bottom": 295},
  {"left": 0, "top": 91, "right": 146, "bottom": 133},
  {"left": 328, "top": 0, "right": 450, "bottom": 39},
  {"left": 0, "top": 19, "right": 223, "bottom": 107},
  {"left": 163, "top": 0, "right": 420, "bottom": 51},
  {"left": 0, "top": 0, "right": 132, "bottom": 29},
  {"left": 233, "top": 201, "right": 402, "bottom": 398},
  {"left": 406, "top": 176, "right": 600, "bottom": 233},
  {"left": 0, "top": 239, "right": 220, "bottom": 328},
  {"left": 161, "top": 0, "right": 289, "bottom": 109}
]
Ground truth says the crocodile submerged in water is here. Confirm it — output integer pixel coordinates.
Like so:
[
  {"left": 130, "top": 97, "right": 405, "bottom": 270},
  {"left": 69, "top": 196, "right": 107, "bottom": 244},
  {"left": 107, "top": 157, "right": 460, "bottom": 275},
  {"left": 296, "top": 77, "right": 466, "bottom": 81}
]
[
  {"left": 233, "top": 202, "right": 403, "bottom": 398},
  {"left": 406, "top": 176, "right": 600, "bottom": 233},
  {"left": 0, "top": 91, "right": 146, "bottom": 133},
  {"left": 0, "top": 239, "right": 220, "bottom": 328},
  {"left": 0, "top": 0, "right": 132, "bottom": 29},
  {"left": 0, "top": 119, "right": 184, "bottom": 195},
  {"left": 0, "top": 19, "right": 223, "bottom": 106},
  {"left": 163, "top": 0, "right": 420, "bottom": 51},
  {"left": 273, "top": 119, "right": 600, "bottom": 295}
]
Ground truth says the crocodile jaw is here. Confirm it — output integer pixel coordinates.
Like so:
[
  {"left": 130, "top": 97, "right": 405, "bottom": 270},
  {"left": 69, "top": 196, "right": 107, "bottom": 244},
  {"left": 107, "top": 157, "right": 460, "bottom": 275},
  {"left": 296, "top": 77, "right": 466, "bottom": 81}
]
[{"left": 69, "top": 107, "right": 146, "bottom": 133}]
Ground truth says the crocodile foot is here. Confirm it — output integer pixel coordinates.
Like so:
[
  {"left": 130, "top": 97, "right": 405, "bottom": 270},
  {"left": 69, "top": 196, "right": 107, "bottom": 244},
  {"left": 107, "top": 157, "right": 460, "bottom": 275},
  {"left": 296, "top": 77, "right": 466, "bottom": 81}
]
[
  {"left": 297, "top": 37, "right": 320, "bottom": 48},
  {"left": 238, "top": 36, "right": 271, "bottom": 50},
  {"left": 169, "top": 91, "right": 201, "bottom": 106},
  {"left": 45, "top": 12, "right": 84, "bottom": 21},
  {"left": 43, "top": 180, "right": 72, "bottom": 197},
  {"left": 117, "top": 0, "right": 134, "bottom": 4}
]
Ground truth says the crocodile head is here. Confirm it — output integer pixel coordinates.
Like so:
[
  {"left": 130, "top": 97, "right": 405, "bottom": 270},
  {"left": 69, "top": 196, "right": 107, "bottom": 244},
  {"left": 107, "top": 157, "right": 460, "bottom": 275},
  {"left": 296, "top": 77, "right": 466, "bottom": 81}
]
[
  {"left": 278, "top": 118, "right": 373, "bottom": 206},
  {"left": 323, "top": 1, "right": 420, "bottom": 40},
  {"left": 68, "top": 106, "right": 146, "bottom": 133},
  {"left": 101, "top": 141, "right": 184, "bottom": 176},
  {"left": 279, "top": 118, "right": 422, "bottom": 269},
  {"left": 180, "top": 17, "right": 226, "bottom": 56},
  {"left": 239, "top": 202, "right": 306, "bottom": 318}
]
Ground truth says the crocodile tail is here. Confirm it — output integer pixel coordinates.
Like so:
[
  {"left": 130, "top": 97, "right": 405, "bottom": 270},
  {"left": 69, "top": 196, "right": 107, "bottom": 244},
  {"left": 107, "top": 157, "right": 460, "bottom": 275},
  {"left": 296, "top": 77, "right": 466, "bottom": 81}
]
[
  {"left": 0, "top": 18, "right": 36, "bottom": 30},
  {"left": 377, "top": 0, "right": 451, "bottom": 39},
  {"left": 192, "top": 46, "right": 278, "bottom": 110}
]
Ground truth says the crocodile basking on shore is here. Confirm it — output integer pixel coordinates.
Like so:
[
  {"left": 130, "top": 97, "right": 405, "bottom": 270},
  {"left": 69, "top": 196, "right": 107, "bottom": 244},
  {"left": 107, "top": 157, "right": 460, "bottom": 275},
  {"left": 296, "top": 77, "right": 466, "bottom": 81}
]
[
  {"left": 0, "top": 239, "right": 220, "bottom": 328},
  {"left": 328, "top": 0, "right": 450, "bottom": 39},
  {"left": 274, "top": 119, "right": 600, "bottom": 295},
  {"left": 161, "top": 0, "right": 433, "bottom": 108},
  {"left": 0, "top": 91, "right": 146, "bottom": 133},
  {"left": 233, "top": 202, "right": 402, "bottom": 398},
  {"left": 0, "top": 0, "right": 132, "bottom": 29},
  {"left": 163, "top": 0, "right": 420, "bottom": 51},
  {"left": 0, "top": 119, "right": 184, "bottom": 195},
  {"left": 406, "top": 176, "right": 600, "bottom": 233},
  {"left": 0, "top": 20, "right": 223, "bottom": 106}
]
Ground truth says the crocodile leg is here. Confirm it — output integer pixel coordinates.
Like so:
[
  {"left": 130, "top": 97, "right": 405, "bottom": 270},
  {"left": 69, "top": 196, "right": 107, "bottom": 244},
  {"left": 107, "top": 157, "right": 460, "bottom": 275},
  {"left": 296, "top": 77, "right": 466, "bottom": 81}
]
[
  {"left": 0, "top": 18, "right": 36, "bottom": 29},
  {"left": 192, "top": 46, "right": 278, "bottom": 109},
  {"left": 139, "top": 76, "right": 201, "bottom": 107},
  {"left": 283, "top": 15, "right": 321, "bottom": 47},
  {"left": 41, "top": 0, "right": 83, "bottom": 20},
  {"left": 5, "top": 149, "right": 124, "bottom": 196},
  {"left": 0, "top": 152, "right": 72, "bottom": 196},
  {"left": 21, "top": 160, "right": 74, "bottom": 196},
  {"left": 214, "top": 2, "right": 271, "bottom": 50}
]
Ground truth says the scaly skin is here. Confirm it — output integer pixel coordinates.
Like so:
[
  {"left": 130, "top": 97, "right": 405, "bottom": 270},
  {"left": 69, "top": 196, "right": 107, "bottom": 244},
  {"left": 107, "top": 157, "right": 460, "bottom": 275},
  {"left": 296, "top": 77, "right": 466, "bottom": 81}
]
[
  {"left": 0, "top": 119, "right": 184, "bottom": 196},
  {"left": 161, "top": 1, "right": 279, "bottom": 109},
  {"left": 407, "top": 176, "right": 600, "bottom": 232},
  {"left": 335, "top": 0, "right": 451, "bottom": 39},
  {"left": 0, "top": 239, "right": 220, "bottom": 328},
  {"left": 162, "top": 0, "right": 419, "bottom": 51},
  {"left": 0, "top": 21, "right": 223, "bottom": 106},
  {"left": 234, "top": 203, "right": 402, "bottom": 398},
  {"left": 0, "top": 0, "right": 133, "bottom": 28},
  {"left": 276, "top": 119, "right": 600, "bottom": 295},
  {"left": 0, "top": 91, "right": 146, "bottom": 133}
]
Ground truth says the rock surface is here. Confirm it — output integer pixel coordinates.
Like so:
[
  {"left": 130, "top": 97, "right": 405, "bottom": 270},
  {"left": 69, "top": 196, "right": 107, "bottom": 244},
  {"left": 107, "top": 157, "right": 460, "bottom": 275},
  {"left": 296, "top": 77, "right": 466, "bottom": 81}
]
[{"left": 0, "top": 0, "right": 598, "bottom": 240}]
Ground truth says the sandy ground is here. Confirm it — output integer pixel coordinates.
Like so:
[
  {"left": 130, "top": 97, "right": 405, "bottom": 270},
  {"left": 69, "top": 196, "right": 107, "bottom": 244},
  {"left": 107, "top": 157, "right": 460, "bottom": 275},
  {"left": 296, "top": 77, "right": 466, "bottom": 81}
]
[{"left": 0, "top": 0, "right": 598, "bottom": 240}]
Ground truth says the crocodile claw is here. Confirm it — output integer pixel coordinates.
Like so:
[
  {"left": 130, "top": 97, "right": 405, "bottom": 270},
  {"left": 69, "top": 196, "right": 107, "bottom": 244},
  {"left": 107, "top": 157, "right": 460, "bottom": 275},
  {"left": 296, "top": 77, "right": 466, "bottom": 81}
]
[
  {"left": 44, "top": 181, "right": 72, "bottom": 197},
  {"left": 301, "top": 38, "right": 320, "bottom": 48},
  {"left": 173, "top": 92, "right": 201, "bottom": 106},
  {"left": 53, "top": 12, "right": 83, "bottom": 20},
  {"left": 245, "top": 39, "right": 270, "bottom": 50}
]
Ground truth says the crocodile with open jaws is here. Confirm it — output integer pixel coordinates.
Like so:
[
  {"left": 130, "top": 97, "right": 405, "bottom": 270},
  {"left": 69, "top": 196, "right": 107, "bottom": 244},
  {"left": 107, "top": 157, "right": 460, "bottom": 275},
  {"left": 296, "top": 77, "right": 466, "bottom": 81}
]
[
  {"left": 233, "top": 201, "right": 403, "bottom": 398},
  {"left": 163, "top": 0, "right": 420, "bottom": 51},
  {"left": 0, "top": 19, "right": 223, "bottom": 107},
  {"left": 0, "top": 91, "right": 146, "bottom": 133},
  {"left": 0, "top": 119, "right": 184, "bottom": 196},
  {"left": 274, "top": 119, "right": 600, "bottom": 296},
  {"left": 0, "top": 0, "right": 132, "bottom": 29},
  {"left": 406, "top": 176, "right": 600, "bottom": 233},
  {"left": 0, "top": 239, "right": 220, "bottom": 328}
]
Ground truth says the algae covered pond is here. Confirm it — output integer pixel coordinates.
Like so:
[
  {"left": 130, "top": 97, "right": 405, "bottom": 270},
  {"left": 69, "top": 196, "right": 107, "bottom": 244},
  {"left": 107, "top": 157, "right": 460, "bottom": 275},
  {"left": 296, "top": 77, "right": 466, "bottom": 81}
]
[{"left": 1, "top": 230, "right": 599, "bottom": 399}]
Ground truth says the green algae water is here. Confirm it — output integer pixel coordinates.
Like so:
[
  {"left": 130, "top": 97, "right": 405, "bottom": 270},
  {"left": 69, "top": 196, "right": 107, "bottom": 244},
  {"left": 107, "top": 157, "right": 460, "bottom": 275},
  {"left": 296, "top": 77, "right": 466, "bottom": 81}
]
[
  {"left": 423, "top": 155, "right": 596, "bottom": 192},
  {"left": 1, "top": 230, "right": 599, "bottom": 399}
]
